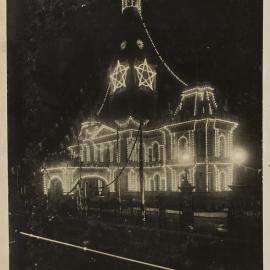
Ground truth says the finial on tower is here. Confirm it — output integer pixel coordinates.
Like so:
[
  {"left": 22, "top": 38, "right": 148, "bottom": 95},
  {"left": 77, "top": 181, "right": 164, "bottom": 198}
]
[{"left": 122, "top": 0, "right": 142, "bottom": 14}]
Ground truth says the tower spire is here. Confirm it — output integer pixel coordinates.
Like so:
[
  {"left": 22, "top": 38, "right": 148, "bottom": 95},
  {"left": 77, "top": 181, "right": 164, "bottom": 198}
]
[{"left": 122, "top": 0, "right": 142, "bottom": 14}]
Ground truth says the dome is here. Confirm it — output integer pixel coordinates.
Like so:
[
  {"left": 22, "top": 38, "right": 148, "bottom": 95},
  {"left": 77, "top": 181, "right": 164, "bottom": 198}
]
[{"left": 174, "top": 86, "right": 218, "bottom": 120}]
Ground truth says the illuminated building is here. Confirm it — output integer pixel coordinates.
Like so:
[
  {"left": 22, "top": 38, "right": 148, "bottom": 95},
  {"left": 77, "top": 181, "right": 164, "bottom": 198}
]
[{"left": 43, "top": 0, "right": 238, "bottom": 198}]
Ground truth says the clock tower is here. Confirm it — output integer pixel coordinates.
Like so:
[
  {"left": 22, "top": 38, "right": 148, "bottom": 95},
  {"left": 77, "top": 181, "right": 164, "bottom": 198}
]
[{"left": 106, "top": 0, "right": 158, "bottom": 119}]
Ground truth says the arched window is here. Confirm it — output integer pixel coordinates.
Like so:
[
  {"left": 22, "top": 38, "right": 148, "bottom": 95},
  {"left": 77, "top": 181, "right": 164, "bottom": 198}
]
[
  {"left": 148, "top": 148, "right": 152, "bottom": 162},
  {"left": 219, "top": 172, "right": 226, "bottom": 191},
  {"left": 152, "top": 142, "right": 159, "bottom": 162},
  {"left": 84, "top": 146, "right": 88, "bottom": 163},
  {"left": 178, "top": 136, "right": 188, "bottom": 155},
  {"left": 49, "top": 178, "right": 63, "bottom": 199},
  {"left": 86, "top": 145, "right": 90, "bottom": 162},
  {"left": 154, "top": 174, "right": 161, "bottom": 191},
  {"left": 219, "top": 135, "right": 226, "bottom": 158}
]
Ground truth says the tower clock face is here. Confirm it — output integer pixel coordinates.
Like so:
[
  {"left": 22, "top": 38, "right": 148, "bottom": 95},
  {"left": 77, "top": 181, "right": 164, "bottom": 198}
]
[{"left": 120, "top": 40, "right": 127, "bottom": 50}]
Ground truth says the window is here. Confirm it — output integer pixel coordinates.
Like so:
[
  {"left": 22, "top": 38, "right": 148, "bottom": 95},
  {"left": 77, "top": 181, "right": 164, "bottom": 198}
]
[
  {"left": 195, "top": 171, "right": 206, "bottom": 192},
  {"left": 80, "top": 147, "right": 84, "bottom": 162},
  {"left": 154, "top": 174, "right": 161, "bottom": 191},
  {"left": 219, "top": 172, "right": 226, "bottom": 191},
  {"left": 104, "top": 144, "right": 110, "bottom": 163},
  {"left": 83, "top": 146, "right": 87, "bottom": 163},
  {"left": 152, "top": 142, "right": 159, "bottom": 162},
  {"left": 219, "top": 135, "right": 226, "bottom": 158},
  {"left": 49, "top": 178, "right": 63, "bottom": 198},
  {"left": 196, "top": 131, "right": 205, "bottom": 158},
  {"left": 178, "top": 136, "right": 188, "bottom": 154},
  {"left": 128, "top": 170, "right": 138, "bottom": 191},
  {"left": 150, "top": 179, "right": 155, "bottom": 191},
  {"left": 86, "top": 145, "right": 90, "bottom": 162},
  {"left": 148, "top": 148, "right": 152, "bottom": 162}
]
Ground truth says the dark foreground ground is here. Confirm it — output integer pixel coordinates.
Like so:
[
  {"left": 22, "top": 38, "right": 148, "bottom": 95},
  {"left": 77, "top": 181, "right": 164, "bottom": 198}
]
[{"left": 9, "top": 209, "right": 262, "bottom": 270}]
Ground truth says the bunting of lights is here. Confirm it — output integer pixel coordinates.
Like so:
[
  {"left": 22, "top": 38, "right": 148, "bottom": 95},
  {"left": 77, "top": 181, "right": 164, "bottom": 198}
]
[
  {"left": 110, "top": 60, "right": 129, "bottom": 93},
  {"left": 139, "top": 13, "right": 188, "bottom": 87},
  {"left": 135, "top": 59, "right": 156, "bottom": 90}
]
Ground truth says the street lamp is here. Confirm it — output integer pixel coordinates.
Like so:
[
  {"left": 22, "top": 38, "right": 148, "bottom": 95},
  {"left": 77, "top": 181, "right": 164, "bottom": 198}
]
[
  {"left": 232, "top": 147, "right": 247, "bottom": 186},
  {"left": 182, "top": 152, "right": 191, "bottom": 163},
  {"left": 228, "top": 148, "right": 249, "bottom": 228},
  {"left": 178, "top": 151, "right": 192, "bottom": 165},
  {"left": 178, "top": 151, "right": 195, "bottom": 228},
  {"left": 232, "top": 148, "right": 247, "bottom": 165},
  {"left": 177, "top": 151, "right": 192, "bottom": 186}
]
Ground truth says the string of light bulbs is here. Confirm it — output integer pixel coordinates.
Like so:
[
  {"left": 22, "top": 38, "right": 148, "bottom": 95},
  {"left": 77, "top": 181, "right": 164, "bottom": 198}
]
[
  {"left": 139, "top": 13, "right": 188, "bottom": 87},
  {"left": 97, "top": 82, "right": 111, "bottom": 116}
]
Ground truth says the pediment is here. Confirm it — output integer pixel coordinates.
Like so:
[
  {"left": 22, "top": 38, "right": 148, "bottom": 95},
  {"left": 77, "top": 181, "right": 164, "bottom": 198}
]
[
  {"left": 115, "top": 116, "right": 148, "bottom": 130},
  {"left": 92, "top": 125, "right": 116, "bottom": 138}
]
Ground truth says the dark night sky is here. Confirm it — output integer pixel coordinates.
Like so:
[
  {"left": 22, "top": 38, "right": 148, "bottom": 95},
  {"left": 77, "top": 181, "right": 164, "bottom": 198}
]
[{"left": 7, "top": 0, "right": 262, "bottom": 168}]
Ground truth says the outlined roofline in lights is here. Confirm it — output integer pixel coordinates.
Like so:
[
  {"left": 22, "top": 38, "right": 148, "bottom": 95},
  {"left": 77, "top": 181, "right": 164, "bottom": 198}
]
[{"left": 115, "top": 115, "right": 149, "bottom": 129}]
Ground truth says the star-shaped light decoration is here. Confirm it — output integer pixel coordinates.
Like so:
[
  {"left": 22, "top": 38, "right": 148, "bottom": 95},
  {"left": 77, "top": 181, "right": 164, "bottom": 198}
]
[
  {"left": 135, "top": 59, "right": 156, "bottom": 90},
  {"left": 110, "top": 60, "right": 129, "bottom": 93}
]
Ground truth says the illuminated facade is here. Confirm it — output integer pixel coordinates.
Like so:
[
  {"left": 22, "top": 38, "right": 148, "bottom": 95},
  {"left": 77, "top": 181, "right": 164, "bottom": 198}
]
[
  {"left": 43, "top": 88, "right": 238, "bottom": 195},
  {"left": 43, "top": 1, "right": 238, "bottom": 197}
]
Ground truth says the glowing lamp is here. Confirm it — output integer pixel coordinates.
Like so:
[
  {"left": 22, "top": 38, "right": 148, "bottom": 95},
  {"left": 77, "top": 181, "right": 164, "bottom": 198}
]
[
  {"left": 232, "top": 148, "right": 247, "bottom": 164},
  {"left": 182, "top": 152, "right": 191, "bottom": 162},
  {"left": 178, "top": 151, "right": 192, "bottom": 164}
]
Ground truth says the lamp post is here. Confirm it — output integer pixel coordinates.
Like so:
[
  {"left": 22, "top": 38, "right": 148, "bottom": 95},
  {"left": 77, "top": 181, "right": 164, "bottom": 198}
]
[
  {"left": 178, "top": 152, "right": 195, "bottom": 227},
  {"left": 139, "top": 120, "right": 146, "bottom": 223},
  {"left": 232, "top": 148, "right": 247, "bottom": 186},
  {"left": 228, "top": 147, "right": 248, "bottom": 229},
  {"left": 116, "top": 124, "right": 122, "bottom": 215}
]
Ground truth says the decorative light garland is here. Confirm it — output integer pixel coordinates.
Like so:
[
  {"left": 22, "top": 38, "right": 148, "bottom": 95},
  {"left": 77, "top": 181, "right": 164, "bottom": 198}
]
[
  {"left": 205, "top": 119, "right": 209, "bottom": 191},
  {"left": 110, "top": 60, "right": 130, "bottom": 93},
  {"left": 139, "top": 13, "right": 188, "bottom": 86},
  {"left": 97, "top": 83, "right": 111, "bottom": 116},
  {"left": 115, "top": 115, "right": 140, "bottom": 129},
  {"left": 134, "top": 59, "right": 156, "bottom": 90}
]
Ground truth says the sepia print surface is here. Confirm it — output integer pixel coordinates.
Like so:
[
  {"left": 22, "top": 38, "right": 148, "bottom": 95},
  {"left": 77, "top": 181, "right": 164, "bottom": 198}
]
[{"left": 7, "top": 0, "right": 262, "bottom": 269}]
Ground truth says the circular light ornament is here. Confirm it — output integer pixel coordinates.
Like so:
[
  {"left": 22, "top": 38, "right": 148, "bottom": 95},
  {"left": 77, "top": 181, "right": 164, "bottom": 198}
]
[
  {"left": 136, "top": 39, "right": 144, "bottom": 50},
  {"left": 120, "top": 40, "right": 127, "bottom": 50}
]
